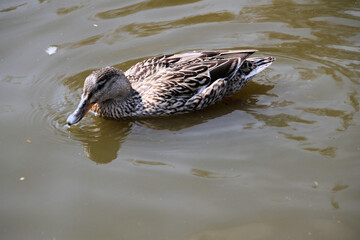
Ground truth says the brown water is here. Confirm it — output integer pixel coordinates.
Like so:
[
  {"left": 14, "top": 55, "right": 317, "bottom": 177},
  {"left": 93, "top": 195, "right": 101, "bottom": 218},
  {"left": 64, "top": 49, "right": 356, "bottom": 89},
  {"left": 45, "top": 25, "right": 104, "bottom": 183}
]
[{"left": 1, "top": 0, "right": 359, "bottom": 239}]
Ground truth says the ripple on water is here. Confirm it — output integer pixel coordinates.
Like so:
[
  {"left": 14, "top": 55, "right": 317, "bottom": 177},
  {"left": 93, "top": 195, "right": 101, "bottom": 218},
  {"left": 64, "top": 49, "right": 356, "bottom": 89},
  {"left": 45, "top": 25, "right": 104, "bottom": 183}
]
[
  {"left": 0, "top": 3, "right": 26, "bottom": 13},
  {"left": 94, "top": 0, "right": 203, "bottom": 19},
  {"left": 26, "top": 74, "right": 74, "bottom": 143},
  {"left": 26, "top": 73, "right": 107, "bottom": 144}
]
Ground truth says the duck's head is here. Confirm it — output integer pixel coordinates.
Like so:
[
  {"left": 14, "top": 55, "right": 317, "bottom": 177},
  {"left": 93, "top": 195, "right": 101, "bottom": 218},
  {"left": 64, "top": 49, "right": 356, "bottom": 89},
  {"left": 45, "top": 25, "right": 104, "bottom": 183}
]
[{"left": 67, "top": 66, "right": 131, "bottom": 125}]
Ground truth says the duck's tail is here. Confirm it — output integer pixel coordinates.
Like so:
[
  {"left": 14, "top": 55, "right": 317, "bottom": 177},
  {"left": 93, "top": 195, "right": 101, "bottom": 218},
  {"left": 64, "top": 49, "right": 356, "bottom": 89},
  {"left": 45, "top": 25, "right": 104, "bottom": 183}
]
[{"left": 241, "top": 56, "right": 275, "bottom": 79}]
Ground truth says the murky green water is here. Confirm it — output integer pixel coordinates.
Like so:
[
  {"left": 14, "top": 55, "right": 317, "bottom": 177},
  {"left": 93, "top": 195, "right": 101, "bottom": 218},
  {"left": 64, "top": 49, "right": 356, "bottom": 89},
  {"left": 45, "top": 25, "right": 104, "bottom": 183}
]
[{"left": 1, "top": 0, "right": 359, "bottom": 239}]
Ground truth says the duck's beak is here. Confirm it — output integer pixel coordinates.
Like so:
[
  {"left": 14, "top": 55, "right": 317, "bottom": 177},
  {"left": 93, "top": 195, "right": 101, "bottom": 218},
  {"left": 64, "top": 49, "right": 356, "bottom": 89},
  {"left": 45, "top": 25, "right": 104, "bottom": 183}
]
[{"left": 67, "top": 98, "right": 93, "bottom": 126}]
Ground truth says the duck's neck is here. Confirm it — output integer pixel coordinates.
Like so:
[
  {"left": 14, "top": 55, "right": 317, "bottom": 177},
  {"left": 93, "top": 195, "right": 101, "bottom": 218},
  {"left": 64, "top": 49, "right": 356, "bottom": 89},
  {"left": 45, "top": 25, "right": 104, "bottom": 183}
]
[{"left": 92, "top": 90, "right": 143, "bottom": 119}]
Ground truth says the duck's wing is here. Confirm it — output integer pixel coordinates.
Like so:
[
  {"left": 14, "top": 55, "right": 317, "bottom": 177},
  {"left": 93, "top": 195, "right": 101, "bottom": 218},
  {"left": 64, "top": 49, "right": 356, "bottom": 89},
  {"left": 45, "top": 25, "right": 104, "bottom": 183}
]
[
  {"left": 125, "top": 54, "right": 179, "bottom": 83},
  {"left": 134, "top": 50, "right": 258, "bottom": 107},
  {"left": 125, "top": 50, "right": 257, "bottom": 83}
]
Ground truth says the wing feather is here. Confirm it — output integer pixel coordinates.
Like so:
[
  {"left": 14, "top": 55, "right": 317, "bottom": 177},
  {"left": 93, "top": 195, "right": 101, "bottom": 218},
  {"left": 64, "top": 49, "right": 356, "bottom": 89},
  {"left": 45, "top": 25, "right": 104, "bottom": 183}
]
[{"left": 126, "top": 50, "right": 257, "bottom": 105}]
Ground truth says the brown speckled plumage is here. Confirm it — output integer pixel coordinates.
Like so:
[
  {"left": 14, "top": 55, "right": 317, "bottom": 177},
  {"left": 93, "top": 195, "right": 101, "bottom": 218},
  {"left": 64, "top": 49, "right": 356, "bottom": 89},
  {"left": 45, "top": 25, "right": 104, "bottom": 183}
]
[{"left": 67, "top": 50, "right": 275, "bottom": 125}]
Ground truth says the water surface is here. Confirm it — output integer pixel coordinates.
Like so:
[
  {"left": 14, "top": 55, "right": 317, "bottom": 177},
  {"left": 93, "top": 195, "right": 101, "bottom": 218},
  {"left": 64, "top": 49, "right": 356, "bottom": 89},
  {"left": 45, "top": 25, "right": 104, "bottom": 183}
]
[{"left": 1, "top": 0, "right": 359, "bottom": 239}]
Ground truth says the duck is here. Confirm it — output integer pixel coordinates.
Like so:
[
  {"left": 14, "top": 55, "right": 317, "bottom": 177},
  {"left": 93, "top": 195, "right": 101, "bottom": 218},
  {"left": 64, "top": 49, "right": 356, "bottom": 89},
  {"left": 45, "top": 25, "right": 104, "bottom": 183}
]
[{"left": 67, "top": 50, "right": 275, "bottom": 125}]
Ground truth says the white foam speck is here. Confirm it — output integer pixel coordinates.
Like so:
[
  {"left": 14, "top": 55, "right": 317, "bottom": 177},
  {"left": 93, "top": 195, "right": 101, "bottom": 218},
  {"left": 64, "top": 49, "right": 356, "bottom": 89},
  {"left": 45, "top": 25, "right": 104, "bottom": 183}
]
[{"left": 46, "top": 46, "right": 58, "bottom": 55}]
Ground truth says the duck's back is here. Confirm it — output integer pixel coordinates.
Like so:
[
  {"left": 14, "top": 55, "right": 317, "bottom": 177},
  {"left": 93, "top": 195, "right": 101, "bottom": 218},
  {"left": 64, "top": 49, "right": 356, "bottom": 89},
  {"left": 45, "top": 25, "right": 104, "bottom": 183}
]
[{"left": 124, "top": 50, "right": 274, "bottom": 115}]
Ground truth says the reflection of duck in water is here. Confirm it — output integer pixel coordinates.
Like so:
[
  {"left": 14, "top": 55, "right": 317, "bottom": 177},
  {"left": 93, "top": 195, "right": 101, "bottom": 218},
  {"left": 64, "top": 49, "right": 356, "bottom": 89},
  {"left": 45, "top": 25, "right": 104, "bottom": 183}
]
[
  {"left": 67, "top": 50, "right": 275, "bottom": 125},
  {"left": 66, "top": 119, "right": 132, "bottom": 164}
]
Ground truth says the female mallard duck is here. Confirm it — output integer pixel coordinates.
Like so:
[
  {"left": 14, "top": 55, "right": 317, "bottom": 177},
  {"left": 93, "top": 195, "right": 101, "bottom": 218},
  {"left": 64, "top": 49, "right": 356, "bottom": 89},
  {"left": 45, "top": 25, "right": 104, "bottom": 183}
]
[{"left": 67, "top": 50, "right": 275, "bottom": 125}]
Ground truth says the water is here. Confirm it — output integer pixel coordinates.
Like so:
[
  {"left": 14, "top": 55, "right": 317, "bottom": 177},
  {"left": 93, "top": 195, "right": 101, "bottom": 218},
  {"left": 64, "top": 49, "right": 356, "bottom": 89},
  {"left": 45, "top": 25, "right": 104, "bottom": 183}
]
[{"left": 1, "top": 0, "right": 359, "bottom": 239}]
